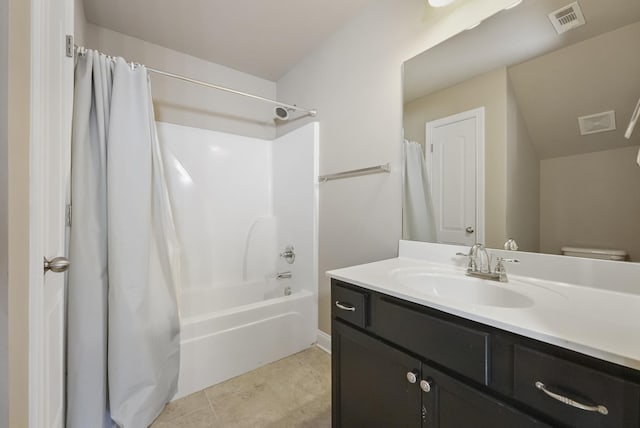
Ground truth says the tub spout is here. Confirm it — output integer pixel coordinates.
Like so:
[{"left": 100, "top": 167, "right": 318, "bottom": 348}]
[{"left": 276, "top": 271, "right": 292, "bottom": 280}]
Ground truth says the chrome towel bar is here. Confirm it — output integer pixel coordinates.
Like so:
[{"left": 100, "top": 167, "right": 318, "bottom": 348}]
[{"left": 318, "top": 163, "right": 390, "bottom": 183}]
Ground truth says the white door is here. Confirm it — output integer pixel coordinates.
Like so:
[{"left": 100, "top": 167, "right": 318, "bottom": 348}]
[
  {"left": 29, "top": 0, "right": 74, "bottom": 426},
  {"left": 426, "top": 108, "right": 484, "bottom": 246}
]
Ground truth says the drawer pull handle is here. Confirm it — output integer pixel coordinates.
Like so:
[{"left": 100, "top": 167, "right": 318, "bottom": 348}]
[
  {"left": 335, "top": 301, "right": 356, "bottom": 312},
  {"left": 535, "top": 381, "right": 608, "bottom": 415}
]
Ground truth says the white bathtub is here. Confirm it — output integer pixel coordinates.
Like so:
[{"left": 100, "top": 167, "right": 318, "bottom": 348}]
[{"left": 174, "top": 281, "right": 316, "bottom": 400}]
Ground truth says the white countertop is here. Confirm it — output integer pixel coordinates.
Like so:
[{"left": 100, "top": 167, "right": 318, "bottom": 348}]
[{"left": 327, "top": 254, "right": 640, "bottom": 371}]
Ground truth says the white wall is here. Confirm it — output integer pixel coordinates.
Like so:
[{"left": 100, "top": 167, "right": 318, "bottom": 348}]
[
  {"left": 0, "top": 0, "right": 8, "bottom": 423},
  {"left": 76, "top": 5, "right": 278, "bottom": 141},
  {"left": 276, "top": 0, "right": 518, "bottom": 333},
  {"left": 272, "top": 122, "right": 319, "bottom": 303}
]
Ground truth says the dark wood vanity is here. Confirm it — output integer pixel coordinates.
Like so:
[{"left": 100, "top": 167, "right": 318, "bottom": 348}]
[{"left": 331, "top": 279, "right": 640, "bottom": 428}]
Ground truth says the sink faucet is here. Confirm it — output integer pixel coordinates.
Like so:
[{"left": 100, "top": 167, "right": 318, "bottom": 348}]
[
  {"left": 469, "top": 243, "right": 490, "bottom": 273},
  {"left": 456, "top": 244, "right": 519, "bottom": 282}
]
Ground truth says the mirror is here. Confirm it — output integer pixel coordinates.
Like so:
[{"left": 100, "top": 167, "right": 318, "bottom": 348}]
[{"left": 403, "top": 0, "right": 640, "bottom": 261}]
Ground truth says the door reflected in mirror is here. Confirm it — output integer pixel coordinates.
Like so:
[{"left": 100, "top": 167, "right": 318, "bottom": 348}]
[{"left": 402, "top": 0, "right": 640, "bottom": 261}]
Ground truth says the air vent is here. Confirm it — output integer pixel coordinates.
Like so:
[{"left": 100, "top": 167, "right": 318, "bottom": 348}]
[
  {"left": 548, "top": 2, "right": 586, "bottom": 34},
  {"left": 578, "top": 111, "right": 616, "bottom": 136}
]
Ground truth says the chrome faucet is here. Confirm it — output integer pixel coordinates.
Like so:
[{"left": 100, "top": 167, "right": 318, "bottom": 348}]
[
  {"left": 470, "top": 243, "right": 490, "bottom": 273},
  {"left": 456, "top": 244, "right": 519, "bottom": 282},
  {"left": 276, "top": 271, "right": 292, "bottom": 280}
]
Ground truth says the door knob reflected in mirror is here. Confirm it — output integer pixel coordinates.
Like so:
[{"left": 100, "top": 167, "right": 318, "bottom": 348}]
[{"left": 465, "top": 226, "right": 474, "bottom": 234}]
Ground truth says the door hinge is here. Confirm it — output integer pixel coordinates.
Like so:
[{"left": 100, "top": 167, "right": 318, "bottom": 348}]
[
  {"left": 66, "top": 35, "right": 74, "bottom": 58},
  {"left": 66, "top": 204, "right": 72, "bottom": 227},
  {"left": 430, "top": 144, "right": 434, "bottom": 153}
]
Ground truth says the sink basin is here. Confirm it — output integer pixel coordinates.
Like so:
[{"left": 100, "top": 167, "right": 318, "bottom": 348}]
[{"left": 390, "top": 270, "right": 534, "bottom": 308}]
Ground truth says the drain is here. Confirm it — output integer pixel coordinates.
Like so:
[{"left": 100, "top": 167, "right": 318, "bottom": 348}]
[{"left": 284, "top": 286, "right": 292, "bottom": 296}]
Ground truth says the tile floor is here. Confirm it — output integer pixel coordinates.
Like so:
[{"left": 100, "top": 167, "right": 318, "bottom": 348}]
[{"left": 151, "top": 346, "right": 331, "bottom": 428}]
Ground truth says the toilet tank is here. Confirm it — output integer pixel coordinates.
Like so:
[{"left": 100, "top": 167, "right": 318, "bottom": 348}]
[{"left": 561, "top": 246, "right": 628, "bottom": 261}]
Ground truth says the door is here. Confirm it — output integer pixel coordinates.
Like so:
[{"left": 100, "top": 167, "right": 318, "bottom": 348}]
[
  {"left": 426, "top": 108, "right": 484, "bottom": 246},
  {"left": 422, "top": 364, "right": 548, "bottom": 428},
  {"left": 332, "top": 321, "right": 422, "bottom": 427},
  {"left": 29, "top": 0, "right": 74, "bottom": 426}
]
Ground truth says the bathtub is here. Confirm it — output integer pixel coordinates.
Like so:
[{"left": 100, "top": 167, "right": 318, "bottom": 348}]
[{"left": 174, "top": 280, "right": 317, "bottom": 400}]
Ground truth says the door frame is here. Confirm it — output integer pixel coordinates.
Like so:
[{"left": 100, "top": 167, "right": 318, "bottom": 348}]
[
  {"left": 425, "top": 107, "right": 485, "bottom": 245},
  {"left": 28, "top": 0, "right": 73, "bottom": 425}
]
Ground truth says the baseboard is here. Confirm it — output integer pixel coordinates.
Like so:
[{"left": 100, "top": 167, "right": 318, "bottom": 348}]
[{"left": 316, "top": 330, "right": 331, "bottom": 354}]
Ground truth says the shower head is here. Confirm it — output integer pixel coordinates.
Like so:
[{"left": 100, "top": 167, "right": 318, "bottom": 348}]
[{"left": 274, "top": 106, "right": 293, "bottom": 121}]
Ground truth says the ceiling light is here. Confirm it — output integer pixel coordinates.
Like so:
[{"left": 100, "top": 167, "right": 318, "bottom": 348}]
[
  {"left": 504, "top": 0, "right": 524, "bottom": 10},
  {"left": 428, "top": 0, "right": 456, "bottom": 7}
]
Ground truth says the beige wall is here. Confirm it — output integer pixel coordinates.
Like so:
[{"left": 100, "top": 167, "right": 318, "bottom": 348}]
[
  {"left": 0, "top": 0, "right": 8, "bottom": 423},
  {"left": 506, "top": 77, "right": 540, "bottom": 252},
  {"left": 79, "top": 12, "right": 278, "bottom": 140},
  {"left": 403, "top": 67, "right": 509, "bottom": 249},
  {"left": 508, "top": 21, "right": 640, "bottom": 160},
  {"left": 276, "top": 0, "right": 518, "bottom": 334},
  {"left": 74, "top": 0, "right": 86, "bottom": 46},
  {"left": 6, "top": 0, "right": 31, "bottom": 425},
  {"left": 540, "top": 146, "right": 640, "bottom": 261}
]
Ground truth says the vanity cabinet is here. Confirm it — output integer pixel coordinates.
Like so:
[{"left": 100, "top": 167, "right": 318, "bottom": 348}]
[
  {"left": 332, "top": 320, "right": 422, "bottom": 427},
  {"left": 331, "top": 279, "right": 640, "bottom": 428}
]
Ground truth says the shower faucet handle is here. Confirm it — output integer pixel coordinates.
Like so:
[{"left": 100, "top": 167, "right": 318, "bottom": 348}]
[{"left": 280, "top": 245, "right": 295, "bottom": 264}]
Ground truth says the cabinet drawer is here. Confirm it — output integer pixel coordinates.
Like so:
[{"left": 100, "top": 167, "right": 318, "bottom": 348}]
[
  {"left": 332, "top": 282, "right": 368, "bottom": 328},
  {"left": 514, "top": 346, "right": 640, "bottom": 428},
  {"left": 374, "top": 297, "right": 490, "bottom": 385}
]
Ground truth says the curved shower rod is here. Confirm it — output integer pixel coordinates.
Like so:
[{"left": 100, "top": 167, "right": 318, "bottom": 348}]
[
  {"left": 146, "top": 67, "right": 317, "bottom": 117},
  {"left": 74, "top": 45, "right": 317, "bottom": 117}
]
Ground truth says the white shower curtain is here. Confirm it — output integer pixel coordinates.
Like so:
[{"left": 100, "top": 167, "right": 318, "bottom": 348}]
[
  {"left": 403, "top": 140, "right": 437, "bottom": 242},
  {"left": 67, "top": 50, "right": 181, "bottom": 428}
]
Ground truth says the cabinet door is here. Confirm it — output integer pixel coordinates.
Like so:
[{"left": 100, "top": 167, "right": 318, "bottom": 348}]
[
  {"left": 422, "top": 364, "right": 549, "bottom": 428},
  {"left": 332, "top": 320, "right": 422, "bottom": 428}
]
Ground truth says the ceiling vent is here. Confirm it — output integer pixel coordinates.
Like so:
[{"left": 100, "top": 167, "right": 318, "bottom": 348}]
[
  {"left": 548, "top": 2, "right": 586, "bottom": 34},
  {"left": 578, "top": 111, "right": 616, "bottom": 136}
]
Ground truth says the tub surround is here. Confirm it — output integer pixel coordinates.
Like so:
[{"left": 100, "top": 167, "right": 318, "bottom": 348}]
[
  {"left": 327, "top": 240, "right": 640, "bottom": 370},
  {"left": 158, "top": 121, "right": 319, "bottom": 400}
]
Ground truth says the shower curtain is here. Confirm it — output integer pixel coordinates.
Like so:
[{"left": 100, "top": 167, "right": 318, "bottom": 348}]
[
  {"left": 67, "top": 50, "right": 181, "bottom": 428},
  {"left": 403, "top": 140, "right": 437, "bottom": 242}
]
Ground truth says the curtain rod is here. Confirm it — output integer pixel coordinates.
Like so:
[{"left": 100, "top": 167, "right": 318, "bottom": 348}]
[{"left": 75, "top": 45, "right": 317, "bottom": 117}]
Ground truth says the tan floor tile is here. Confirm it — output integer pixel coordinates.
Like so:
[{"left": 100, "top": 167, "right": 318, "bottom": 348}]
[
  {"left": 153, "top": 391, "right": 211, "bottom": 424},
  {"left": 157, "top": 346, "right": 331, "bottom": 428},
  {"left": 208, "top": 382, "right": 287, "bottom": 427},
  {"left": 268, "top": 393, "right": 332, "bottom": 428},
  {"left": 150, "top": 406, "right": 220, "bottom": 428}
]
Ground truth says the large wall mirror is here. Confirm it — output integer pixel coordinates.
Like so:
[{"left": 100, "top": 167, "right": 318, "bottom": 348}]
[{"left": 403, "top": 0, "right": 640, "bottom": 261}]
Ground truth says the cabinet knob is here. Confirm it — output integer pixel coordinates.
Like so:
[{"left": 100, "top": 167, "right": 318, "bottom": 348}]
[
  {"left": 420, "top": 379, "right": 433, "bottom": 393},
  {"left": 406, "top": 371, "right": 418, "bottom": 384}
]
